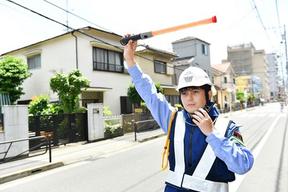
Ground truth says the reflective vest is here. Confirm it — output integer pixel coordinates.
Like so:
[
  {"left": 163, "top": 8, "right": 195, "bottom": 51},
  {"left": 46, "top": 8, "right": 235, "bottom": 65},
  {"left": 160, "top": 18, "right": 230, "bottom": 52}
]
[{"left": 162, "top": 110, "right": 235, "bottom": 192}]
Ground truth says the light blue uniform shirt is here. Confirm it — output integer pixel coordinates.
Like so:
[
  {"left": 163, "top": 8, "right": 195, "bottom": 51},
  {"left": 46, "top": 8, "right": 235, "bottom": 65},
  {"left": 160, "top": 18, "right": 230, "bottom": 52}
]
[{"left": 128, "top": 64, "right": 254, "bottom": 175}]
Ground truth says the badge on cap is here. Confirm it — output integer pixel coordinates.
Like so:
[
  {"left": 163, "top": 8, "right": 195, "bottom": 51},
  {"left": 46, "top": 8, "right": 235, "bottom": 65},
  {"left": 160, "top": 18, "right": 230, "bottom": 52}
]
[{"left": 184, "top": 71, "right": 193, "bottom": 82}]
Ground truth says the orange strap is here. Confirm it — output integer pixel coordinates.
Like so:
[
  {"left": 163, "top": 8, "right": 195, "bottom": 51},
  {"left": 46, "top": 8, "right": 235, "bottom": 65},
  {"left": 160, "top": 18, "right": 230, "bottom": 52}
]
[{"left": 161, "top": 110, "right": 177, "bottom": 170}]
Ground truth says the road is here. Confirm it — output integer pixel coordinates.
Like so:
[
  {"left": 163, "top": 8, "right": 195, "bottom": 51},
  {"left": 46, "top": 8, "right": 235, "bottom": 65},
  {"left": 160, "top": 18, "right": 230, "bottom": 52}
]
[{"left": 0, "top": 102, "right": 287, "bottom": 192}]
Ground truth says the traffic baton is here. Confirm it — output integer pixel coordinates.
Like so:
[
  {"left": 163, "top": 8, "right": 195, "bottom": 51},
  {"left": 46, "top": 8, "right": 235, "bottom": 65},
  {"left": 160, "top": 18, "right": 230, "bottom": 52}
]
[{"left": 120, "top": 16, "right": 217, "bottom": 45}]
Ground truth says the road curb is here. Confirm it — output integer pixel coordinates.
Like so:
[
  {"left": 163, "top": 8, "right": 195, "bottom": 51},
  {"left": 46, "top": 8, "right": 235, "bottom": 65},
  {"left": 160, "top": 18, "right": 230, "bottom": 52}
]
[
  {"left": 138, "top": 133, "right": 166, "bottom": 143},
  {"left": 0, "top": 162, "right": 64, "bottom": 184}
]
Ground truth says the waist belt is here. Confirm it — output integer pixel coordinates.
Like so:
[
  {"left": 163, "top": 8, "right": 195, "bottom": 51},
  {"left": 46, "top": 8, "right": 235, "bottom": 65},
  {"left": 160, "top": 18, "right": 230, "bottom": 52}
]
[{"left": 166, "top": 170, "right": 228, "bottom": 192}]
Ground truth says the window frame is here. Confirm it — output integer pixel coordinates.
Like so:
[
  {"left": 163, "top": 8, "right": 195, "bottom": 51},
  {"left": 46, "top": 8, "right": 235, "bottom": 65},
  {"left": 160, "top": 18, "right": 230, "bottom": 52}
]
[
  {"left": 92, "top": 47, "right": 124, "bottom": 73},
  {"left": 27, "top": 53, "right": 41, "bottom": 70},
  {"left": 201, "top": 44, "right": 208, "bottom": 56},
  {"left": 154, "top": 60, "right": 167, "bottom": 74}
]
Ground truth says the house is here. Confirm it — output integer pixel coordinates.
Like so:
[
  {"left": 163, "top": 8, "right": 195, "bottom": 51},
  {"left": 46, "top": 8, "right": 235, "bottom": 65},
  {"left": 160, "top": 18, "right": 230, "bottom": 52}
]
[
  {"left": 172, "top": 36, "right": 212, "bottom": 84},
  {"left": 1, "top": 27, "right": 177, "bottom": 114},
  {"left": 135, "top": 45, "right": 178, "bottom": 105},
  {"left": 212, "top": 61, "right": 236, "bottom": 112}
]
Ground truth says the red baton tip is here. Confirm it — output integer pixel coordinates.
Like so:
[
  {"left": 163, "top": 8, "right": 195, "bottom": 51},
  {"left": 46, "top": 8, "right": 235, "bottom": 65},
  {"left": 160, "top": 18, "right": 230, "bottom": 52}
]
[{"left": 212, "top": 16, "right": 217, "bottom": 23}]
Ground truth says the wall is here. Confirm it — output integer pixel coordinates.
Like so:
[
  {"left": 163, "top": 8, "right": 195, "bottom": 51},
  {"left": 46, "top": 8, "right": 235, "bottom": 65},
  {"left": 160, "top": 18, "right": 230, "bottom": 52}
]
[{"left": 0, "top": 105, "right": 28, "bottom": 159}]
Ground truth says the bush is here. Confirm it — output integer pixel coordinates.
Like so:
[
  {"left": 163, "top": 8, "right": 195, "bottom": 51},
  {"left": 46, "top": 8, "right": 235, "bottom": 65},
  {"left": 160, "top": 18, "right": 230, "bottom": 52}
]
[
  {"left": 29, "top": 95, "right": 49, "bottom": 115},
  {"left": 104, "top": 124, "right": 123, "bottom": 138},
  {"left": 29, "top": 95, "right": 63, "bottom": 115}
]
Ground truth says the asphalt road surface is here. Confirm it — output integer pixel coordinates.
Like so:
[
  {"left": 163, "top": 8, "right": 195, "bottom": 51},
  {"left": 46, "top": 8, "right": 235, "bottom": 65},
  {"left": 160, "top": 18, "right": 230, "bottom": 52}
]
[{"left": 0, "top": 102, "right": 287, "bottom": 192}]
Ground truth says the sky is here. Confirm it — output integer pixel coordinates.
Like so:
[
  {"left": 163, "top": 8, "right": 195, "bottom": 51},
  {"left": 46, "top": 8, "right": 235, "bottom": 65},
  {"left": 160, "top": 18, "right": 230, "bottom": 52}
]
[{"left": 0, "top": 0, "right": 287, "bottom": 69}]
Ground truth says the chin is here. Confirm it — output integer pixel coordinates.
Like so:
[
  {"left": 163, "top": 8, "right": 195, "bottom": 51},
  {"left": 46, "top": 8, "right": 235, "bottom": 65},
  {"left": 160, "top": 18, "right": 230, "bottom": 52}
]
[{"left": 185, "top": 107, "right": 197, "bottom": 114}]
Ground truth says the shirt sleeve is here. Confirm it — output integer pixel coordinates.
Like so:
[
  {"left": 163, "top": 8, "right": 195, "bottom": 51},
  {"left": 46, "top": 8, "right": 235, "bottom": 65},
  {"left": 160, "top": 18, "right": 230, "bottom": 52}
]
[
  {"left": 205, "top": 124, "right": 254, "bottom": 175},
  {"left": 127, "top": 64, "right": 175, "bottom": 133}
]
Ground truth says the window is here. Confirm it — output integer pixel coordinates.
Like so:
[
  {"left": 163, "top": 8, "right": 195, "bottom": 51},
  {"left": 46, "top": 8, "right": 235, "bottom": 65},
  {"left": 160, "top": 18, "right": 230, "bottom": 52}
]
[
  {"left": 27, "top": 54, "right": 41, "bottom": 69},
  {"left": 154, "top": 60, "right": 167, "bottom": 74},
  {"left": 93, "top": 47, "right": 123, "bottom": 73},
  {"left": 201, "top": 44, "right": 208, "bottom": 55},
  {"left": 224, "top": 76, "right": 227, "bottom": 83}
]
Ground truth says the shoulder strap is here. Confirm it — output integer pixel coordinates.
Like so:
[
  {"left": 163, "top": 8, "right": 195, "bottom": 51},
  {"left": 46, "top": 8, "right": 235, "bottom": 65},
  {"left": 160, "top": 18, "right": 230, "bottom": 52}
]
[{"left": 161, "top": 109, "right": 177, "bottom": 170}]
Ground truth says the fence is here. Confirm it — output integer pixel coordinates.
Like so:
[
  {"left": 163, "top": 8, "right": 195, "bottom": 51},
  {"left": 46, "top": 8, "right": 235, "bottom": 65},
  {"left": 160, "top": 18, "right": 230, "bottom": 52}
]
[
  {"left": 29, "top": 112, "right": 88, "bottom": 147},
  {"left": 0, "top": 135, "right": 52, "bottom": 163},
  {"left": 122, "top": 111, "right": 159, "bottom": 133}
]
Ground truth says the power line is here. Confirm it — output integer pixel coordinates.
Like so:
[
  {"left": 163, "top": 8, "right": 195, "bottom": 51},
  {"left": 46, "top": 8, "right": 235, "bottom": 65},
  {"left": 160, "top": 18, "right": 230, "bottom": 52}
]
[
  {"left": 250, "top": 0, "right": 274, "bottom": 46},
  {"left": 5, "top": 0, "right": 170, "bottom": 70},
  {"left": 4, "top": 0, "right": 216, "bottom": 76},
  {"left": 275, "top": 0, "right": 281, "bottom": 28},
  {"left": 42, "top": 0, "right": 112, "bottom": 32}
]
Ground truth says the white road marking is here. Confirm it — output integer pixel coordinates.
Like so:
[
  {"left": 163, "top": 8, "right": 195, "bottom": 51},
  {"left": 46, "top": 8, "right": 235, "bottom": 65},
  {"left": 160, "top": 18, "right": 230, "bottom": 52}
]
[{"left": 229, "top": 115, "right": 281, "bottom": 192}]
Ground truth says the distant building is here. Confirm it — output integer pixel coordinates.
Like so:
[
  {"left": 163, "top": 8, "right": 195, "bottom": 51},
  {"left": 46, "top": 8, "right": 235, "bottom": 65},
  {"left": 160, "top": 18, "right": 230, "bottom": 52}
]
[
  {"left": 212, "top": 62, "right": 236, "bottom": 112},
  {"left": 172, "top": 37, "right": 211, "bottom": 84},
  {"left": 266, "top": 53, "right": 280, "bottom": 100},
  {"left": 227, "top": 43, "right": 255, "bottom": 75},
  {"left": 227, "top": 43, "right": 271, "bottom": 101}
]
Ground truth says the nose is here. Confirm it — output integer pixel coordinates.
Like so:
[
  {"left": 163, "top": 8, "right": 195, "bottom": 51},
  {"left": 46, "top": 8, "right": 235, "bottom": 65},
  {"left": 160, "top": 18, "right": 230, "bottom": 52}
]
[{"left": 185, "top": 90, "right": 195, "bottom": 99}]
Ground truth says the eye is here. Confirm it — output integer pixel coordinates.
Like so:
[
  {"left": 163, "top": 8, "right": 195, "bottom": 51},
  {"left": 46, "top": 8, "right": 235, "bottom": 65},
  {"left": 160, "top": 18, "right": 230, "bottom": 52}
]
[
  {"left": 180, "top": 90, "right": 187, "bottom": 95},
  {"left": 192, "top": 89, "right": 200, "bottom": 94}
]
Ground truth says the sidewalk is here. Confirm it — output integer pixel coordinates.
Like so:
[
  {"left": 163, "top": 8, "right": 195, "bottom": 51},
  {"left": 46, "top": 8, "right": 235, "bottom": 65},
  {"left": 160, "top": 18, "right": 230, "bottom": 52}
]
[{"left": 0, "top": 129, "right": 165, "bottom": 184}]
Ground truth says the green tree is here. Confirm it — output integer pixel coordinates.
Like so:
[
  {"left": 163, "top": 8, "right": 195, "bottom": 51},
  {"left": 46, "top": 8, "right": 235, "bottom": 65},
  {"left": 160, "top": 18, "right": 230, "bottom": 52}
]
[
  {"left": 50, "top": 70, "right": 90, "bottom": 113},
  {"left": 127, "top": 83, "right": 164, "bottom": 106},
  {"left": 236, "top": 91, "right": 245, "bottom": 103},
  {"left": 0, "top": 56, "right": 31, "bottom": 103}
]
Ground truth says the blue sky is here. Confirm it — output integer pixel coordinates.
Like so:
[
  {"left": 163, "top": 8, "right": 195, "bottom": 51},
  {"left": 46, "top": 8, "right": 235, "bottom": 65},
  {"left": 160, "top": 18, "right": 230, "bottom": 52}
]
[{"left": 1, "top": 0, "right": 287, "bottom": 68}]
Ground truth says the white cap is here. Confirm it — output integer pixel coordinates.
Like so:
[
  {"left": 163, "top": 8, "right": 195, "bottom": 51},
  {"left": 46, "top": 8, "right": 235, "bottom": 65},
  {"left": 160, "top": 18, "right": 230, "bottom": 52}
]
[{"left": 177, "top": 66, "right": 212, "bottom": 91}]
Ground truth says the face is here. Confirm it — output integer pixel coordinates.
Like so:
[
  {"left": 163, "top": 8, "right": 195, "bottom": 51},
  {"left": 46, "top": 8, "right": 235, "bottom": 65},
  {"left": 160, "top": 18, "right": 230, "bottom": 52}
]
[{"left": 180, "top": 87, "right": 207, "bottom": 114}]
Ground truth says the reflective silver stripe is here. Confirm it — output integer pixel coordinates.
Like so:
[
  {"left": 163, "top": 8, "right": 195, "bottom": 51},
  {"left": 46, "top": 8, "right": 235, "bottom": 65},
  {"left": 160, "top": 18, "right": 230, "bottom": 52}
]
[
  {"left": 193, "top": 117, "right": 230, "bottom": 179},
  {"left": 182, "top": 174, "right": 228, "bottom": 192},
  {"left": 167, "top": 171, "right": 228, "bottom": 192},
  {"left": 173, "top": 111, "right": 186, "bottom": 174},
  {"left": 166, "top": 170, "right": 183, "bottom": 187},
  {"left": 165, "top": 114, "right": 231, "bottom": 191}
]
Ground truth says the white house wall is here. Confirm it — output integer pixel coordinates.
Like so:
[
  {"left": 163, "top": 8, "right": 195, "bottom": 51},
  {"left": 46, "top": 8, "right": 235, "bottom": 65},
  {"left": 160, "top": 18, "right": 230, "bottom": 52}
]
[
  {"left": 3, "top": 29, "right": 175, "bottom": 115},
  {"left": 74, "top": 32, "right": 131, "bottom": 115},
  {"left": 7, "top": 35, "right": 76, "bottom": 102}
]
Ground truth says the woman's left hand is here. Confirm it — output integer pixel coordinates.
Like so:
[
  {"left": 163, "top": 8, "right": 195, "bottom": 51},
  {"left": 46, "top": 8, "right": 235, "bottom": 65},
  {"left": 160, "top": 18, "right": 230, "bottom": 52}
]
[{"left": 192, "top": 108, "right": 213, "bottom": 136}]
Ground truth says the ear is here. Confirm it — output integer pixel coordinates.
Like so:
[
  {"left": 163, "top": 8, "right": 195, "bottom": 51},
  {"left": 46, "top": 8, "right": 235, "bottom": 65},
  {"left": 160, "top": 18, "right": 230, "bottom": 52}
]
[{"left": 208, "top": 90, "right": 212, "bottom": 100}]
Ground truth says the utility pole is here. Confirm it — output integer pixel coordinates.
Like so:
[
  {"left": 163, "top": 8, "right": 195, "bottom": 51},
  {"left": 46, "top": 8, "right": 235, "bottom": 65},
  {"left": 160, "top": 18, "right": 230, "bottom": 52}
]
[
  {"left": 65, "top": 0, "right": 69, "bottom": 32},
  {"left": 284, "top": 25, "right": 288, "bottom": 87},
  {"left": 282, "top": 25, "right": 288, "bottom": 101}
]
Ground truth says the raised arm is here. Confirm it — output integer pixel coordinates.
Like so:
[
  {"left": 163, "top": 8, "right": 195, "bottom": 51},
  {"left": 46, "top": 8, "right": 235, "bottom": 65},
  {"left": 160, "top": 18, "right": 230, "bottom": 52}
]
[{"left": 123, "top": 38, "right": 175, "bottom": 132}]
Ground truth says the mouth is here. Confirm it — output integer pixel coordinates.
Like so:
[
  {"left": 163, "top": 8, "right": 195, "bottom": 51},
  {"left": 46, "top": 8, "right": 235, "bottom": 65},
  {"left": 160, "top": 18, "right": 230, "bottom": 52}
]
[{"left": 187, "top": 104, "right": 196, "bottom": 108}]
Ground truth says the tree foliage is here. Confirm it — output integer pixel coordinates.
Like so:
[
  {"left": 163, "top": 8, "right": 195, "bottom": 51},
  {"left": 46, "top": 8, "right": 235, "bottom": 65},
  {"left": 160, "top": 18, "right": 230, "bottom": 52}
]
[
  {"left": 236, "top": 91, "right": 245, "bottom": 103},
  {"left": 0, "top": 56, "right": 31, "bottom": 103},
  {"left": 50, "top": 70, "right": 90, "bottom": 113},
  {"left": 127, "top": 83, "right": 164, "bottom": 105},
  {"left": 28, "top": 95, "right": 62, "bottom": 115},
  {"left": 28, "top": 95, "right": 49, "bottom": 116}
]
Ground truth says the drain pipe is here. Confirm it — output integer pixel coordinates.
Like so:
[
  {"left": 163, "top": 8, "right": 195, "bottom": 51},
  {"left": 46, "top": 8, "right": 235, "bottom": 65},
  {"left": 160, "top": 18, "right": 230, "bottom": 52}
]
[{"left": 71, "top": 31, "right": 79, "bottom": 69}]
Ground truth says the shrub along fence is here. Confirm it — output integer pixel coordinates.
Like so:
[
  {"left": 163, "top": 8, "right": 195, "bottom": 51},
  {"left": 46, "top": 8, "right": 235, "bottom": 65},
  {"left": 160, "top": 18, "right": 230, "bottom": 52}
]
[
  {"left": 103, "top": 115, "right": 123, "bottom": 139},
  {"left": 29, "top": 112, "right": 88, "bottom": 147}
]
